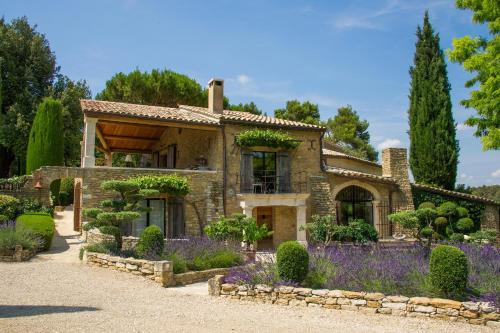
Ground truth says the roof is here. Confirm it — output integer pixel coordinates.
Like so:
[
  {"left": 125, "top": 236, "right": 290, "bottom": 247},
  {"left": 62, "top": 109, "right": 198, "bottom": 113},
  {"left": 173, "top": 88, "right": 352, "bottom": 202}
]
[
  {"left": 412, "top": 183, "right": 499, "bottom": 205},
  {"left": 322, "top": 148, "right": 381, "bottom": 167},
  {"left": 81, "top": 99, "right": 324, "bottom": 130},
  {"left": 326, "top": 167, "right": 396, "bottom": 184}
]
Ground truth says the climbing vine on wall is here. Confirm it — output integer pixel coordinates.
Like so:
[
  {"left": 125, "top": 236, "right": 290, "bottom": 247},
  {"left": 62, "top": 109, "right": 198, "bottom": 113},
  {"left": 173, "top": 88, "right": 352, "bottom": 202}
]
[{"left": 235, "top": 129, "right": 300, "bottom": 150}]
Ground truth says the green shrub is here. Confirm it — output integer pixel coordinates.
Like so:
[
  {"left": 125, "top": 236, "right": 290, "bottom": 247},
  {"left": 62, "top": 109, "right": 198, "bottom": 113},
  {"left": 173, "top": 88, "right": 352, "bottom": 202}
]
[
  {"left": 204, "top": 215, "right": 244, "bottom": 241},
  {"left": 165, "top": 252, "right": 188, "bottom": 273},
  {"left": 429, "top": 245, "right": 468, "bottom": 296},
  {"left": 0, "top": 228, "right": 40, "bottom": 255},
  {"left": 83, "top": 241, "right": 119, "bottom": 256},
  {"left": 129, "top": 174, "right": 190, "bottom": 196},
  {"left": 456, "top": 207, "right": 469, "bottom": 218},
  {"left": 99, "top": 225, "right": 121, "bottom": 245},
  {"left": 301, "top": 214, "right": 337, "bottom": 245},
  {"left": 136, "top": 225, "right": 164, "bottom": 258},
  {"left": 456, "top": 217, "right": 474, "bottom": 233},
  {"left": 468, "top": 229, "right": 497, "bottom": 244},
  {"left": 18, "top": 199, "right": 53, "bottom": 216},
  {"left": 434, "top": 216, "right": 448, "bottom": 228},
  {"left": 59, "top": 178, "right": 74, "bottom": 206},
  {"left": 0, "top": 195, "right": 20, "bottom": 220},
  {"left": 16, "top": 213, "right": 55, "bottom": 251},
  {"left": 449, "top": 233, "right": 464, "bottom": 242},
  {"left": 276, "top": 241, "right": 309, "bottom": 283},
  {"left": 331, "top": 220, "right": 378, "bottom": 243},
  {"left": 235, "top": 129, "right": 300, "bottom": 150},
  {"left": 305, "top": 253, "right": 336, "bottom": 289},
  {"left": 421, "top": 227, "right": 434, "bottom": 238},
  {"left": 188, "top": 250, "right": 243, "bottom": 271},
  {"left": 437, "top": 201, "right": 458, "bottom": 218},
  {"left": 418, "top": 201, "right": 436, "bottom": 210}
]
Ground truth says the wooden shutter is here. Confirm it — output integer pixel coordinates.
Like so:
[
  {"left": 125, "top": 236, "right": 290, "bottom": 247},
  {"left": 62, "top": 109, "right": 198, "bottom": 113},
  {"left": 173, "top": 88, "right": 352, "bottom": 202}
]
[
  {"left": 168, "top": 198, "right": 184, "bottom": 238},
  {"left": 167, "top": 144, "right": 177, "bottom": 169},
  {"left": 277, "top": 152, "right": 291, "bottom": 193},
  {"left": 240, "top": 151, "right": 253, "bottom": 193}
]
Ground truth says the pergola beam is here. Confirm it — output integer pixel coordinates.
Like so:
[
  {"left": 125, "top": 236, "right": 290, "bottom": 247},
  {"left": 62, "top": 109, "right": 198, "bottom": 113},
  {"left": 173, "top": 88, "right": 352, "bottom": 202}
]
[
  {"left": 95, "top": 124, "right": 110, "bottom": 152},
  {"left": 104, "top": 135, "right": 157, "bottom": 144}
]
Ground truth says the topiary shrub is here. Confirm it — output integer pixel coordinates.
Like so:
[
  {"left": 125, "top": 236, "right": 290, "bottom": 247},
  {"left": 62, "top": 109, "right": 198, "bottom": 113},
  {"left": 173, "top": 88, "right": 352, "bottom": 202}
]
[
  {"left": 418, "top": 201, "right": 436, "bottom": 210},
  {"left": 276, "top": 241, "right": 309, "bottom": 283},
  {"left": 434, "top": 216, "right": 448, "bottom": 228},
  {"left": 456, "top": 206, "right": 469, "bottom": 218},
  {"left": 456, "top": 217, "right": 474, "bottom": 233},
  {"left": 449, "top": 233, "right": 464, "bottom": 242},
  {"left": 437, "top": 201, "right": 458, "bottom": 218},
  {"left": 16, "top": 213, "right": 55, "bottom": 251},
  {"left": 136, "top": 225, "right": 164, "bottom": 259},
  {"left": 0, "top": 195, "right": 20, "bottom": 220},
  {"left": 99, "top": 225, "right": 122, "bottom": 245},
  {"left": 429, "top": 245, "right": 468, "bottom": 296}
]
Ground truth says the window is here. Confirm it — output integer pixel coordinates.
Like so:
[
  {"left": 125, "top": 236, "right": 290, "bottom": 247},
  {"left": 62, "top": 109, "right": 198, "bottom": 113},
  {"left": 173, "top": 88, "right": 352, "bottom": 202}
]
[
  {"left": 131, "top": 198, "right": 184, "bottom": 238},
  {"left": 240, "top": 151, "right": 291, "bottom": 193},
  {"left": 335, "top": 186, "right": 374, "bottom": 225},
  {"left": 252, "top": 152, "right": 276, "bottom": 193}
]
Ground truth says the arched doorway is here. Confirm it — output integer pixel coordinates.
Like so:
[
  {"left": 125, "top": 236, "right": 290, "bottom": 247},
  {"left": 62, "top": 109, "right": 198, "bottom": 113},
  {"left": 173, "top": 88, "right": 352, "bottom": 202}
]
[{"left": 335, "top": 185, "right": 374, "bottom": 225}]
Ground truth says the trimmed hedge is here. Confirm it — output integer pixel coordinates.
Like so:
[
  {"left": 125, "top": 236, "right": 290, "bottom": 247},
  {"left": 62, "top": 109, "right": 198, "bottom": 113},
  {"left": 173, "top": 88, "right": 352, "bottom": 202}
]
[
  {"left": 136, "top": 225, "right": 164, "bottom": 258},
  {"left": 276, "top": 241, "right": 309, "bottom": 283},
  {"left": 16, "top": 213, "right": 55, "bottom": 251},
  {"left": 0, "top": 195, "right": 20, "bottom": 220},
  {"left": 429, "top": 245, "right": 468, "bottom": 296}
]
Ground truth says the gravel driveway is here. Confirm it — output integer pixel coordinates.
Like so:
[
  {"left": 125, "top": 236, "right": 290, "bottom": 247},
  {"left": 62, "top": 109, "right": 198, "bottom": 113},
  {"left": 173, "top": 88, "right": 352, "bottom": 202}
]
[{"left": 0, "top": 210, "right": 495, "bottom": 333}]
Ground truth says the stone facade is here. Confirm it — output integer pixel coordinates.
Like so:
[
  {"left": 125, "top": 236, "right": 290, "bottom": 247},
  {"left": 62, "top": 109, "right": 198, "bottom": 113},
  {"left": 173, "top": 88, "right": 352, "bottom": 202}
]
[
  {"left": 481, "top": 204, "right": 499, "bottom": 232},
  {"left": 84, "top": 251, "right": 231, "bottom": 287},
  {"left": 309, "top": 176, "right": 336, "bottom": 217},
  {"left": 209, "top": 276, "right": 500, "bottom": 328}
]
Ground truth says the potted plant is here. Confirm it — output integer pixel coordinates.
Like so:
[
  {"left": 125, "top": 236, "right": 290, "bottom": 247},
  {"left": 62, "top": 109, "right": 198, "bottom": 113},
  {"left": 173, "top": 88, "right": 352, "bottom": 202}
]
[{"left": 240, "top": 216, "right": 273, "bottom": 262}]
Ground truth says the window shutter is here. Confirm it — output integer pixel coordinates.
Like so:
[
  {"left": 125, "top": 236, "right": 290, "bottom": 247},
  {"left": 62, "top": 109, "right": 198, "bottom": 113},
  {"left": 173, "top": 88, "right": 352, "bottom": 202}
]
[
  {"left": 168, "top": 198, "right": 184, "bottom": 238},
  {"left": 240, "top": 151, "right": 253, "bottom": 193},
  {"left": 167, "top": 144, "right": 177, "bottom": 169},
  {"left": 277, "top": 152, "right": 291, "bottom": 193}
]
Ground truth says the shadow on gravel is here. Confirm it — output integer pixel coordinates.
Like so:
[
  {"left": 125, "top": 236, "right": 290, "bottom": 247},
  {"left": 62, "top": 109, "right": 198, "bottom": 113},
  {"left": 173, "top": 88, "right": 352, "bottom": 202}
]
[{"left": 0, "top": 305, "right": 100, "bottom": 318}]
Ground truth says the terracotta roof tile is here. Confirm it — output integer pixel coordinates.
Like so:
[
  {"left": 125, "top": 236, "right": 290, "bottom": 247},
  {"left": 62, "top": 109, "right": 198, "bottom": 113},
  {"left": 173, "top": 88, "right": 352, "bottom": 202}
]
[
  {"left": 412, "top": 183, "right": 498, "bottom": 205},
  {"left": 326, "top": 167, "right": 396, "bottom": 184},
  {"left": 81, "top": 100, "right": 219, "bottom": 125},
  {"left": 322, "top": 149, "right": 381, "bottom": 167}
]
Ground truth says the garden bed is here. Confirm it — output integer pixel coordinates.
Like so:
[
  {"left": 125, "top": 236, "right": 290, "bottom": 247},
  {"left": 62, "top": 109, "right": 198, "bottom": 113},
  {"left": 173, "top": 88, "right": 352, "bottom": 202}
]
[
  {"left": 84, "top": 251, "right": 232, "bottom": 287},
  {"left": 208, "top": 276, "right": 500, "bottom": 328}
]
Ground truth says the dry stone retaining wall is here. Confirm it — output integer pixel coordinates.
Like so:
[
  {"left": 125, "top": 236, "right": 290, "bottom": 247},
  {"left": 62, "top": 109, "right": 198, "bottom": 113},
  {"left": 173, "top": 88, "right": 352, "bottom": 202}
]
[
  {"left": 0, "top": 245, "right": 35, "bottom": 262},
  {"left": 208, "top": 277, "right": 499, "bottom": 328},
  {"left": 84, "top": 251, "right": 230, "bottom": 287}
]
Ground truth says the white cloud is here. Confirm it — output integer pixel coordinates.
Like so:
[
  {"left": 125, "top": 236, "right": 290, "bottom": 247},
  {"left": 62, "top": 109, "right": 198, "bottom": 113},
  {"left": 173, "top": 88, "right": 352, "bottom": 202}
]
[
  {"left": 460, "top": 173, "right": 474, "bottom": 181},
  {"left": 237, "top": 74, "right": 250, "bottom": 85},
  {"left": 491, "top": 169, "right": 500, "bottom": 178},
  {"left": 377, "top": 138, "right": 402, "bottom": 150},
  {"left": 331, "top": 0, "right": 450, "bottom": 30}
]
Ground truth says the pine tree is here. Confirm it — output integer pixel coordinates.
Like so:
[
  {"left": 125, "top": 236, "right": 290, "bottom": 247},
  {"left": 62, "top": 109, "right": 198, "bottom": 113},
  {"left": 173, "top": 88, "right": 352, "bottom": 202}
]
[
  {"left": 26, "top": 97, "right": 64, "bottom": 173},
  {"left": 408, "top": 11, "right": 458, "bottom": 190}
]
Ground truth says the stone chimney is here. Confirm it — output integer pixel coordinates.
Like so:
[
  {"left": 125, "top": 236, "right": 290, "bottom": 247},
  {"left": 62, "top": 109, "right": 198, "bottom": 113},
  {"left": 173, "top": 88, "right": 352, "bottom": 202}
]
[
  {"left": 208, "top": 78, "right": 224, "bottom": 114},
  {"left": 382, "top": 148, "right": 414, "bottom": 210}
]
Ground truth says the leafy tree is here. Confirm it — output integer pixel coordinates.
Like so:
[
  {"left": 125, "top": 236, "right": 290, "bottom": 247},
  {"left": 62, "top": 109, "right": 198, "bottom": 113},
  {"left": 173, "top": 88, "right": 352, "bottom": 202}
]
[
  {"left": 470, "top": 185, "right": 500, "bottom": 203},
  {"left": 49, "top": 75, "right": 91, "bottom": 166},
  {"left": 0, "top": 17, "right": 58, "bottom": 176},
  {"left": 26, "top": 98, "right": 64, "bottom": 173},
  {"left": 408, "top": 12, "right": 459, "bottom": 190},
  {"left": 447, "top": 0, "right": 499, "bottom": 150},
  {"left": 96, "top": 68, "right": 209, "bottom": 108},
  {"left": 323, "top": 105, "right": 378, "bottom": 161},
  {"left": 274, "top": 100, "right": 320, "bottom": 125},
  {"left": 228, "top": 102, "right": 262, "bottom": 115}
]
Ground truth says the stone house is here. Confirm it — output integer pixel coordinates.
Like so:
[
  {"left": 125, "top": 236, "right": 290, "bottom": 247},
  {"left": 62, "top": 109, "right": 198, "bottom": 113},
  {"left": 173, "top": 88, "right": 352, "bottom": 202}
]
[{"left": 4, "top": 78, "right": 497, "bottom": 248}]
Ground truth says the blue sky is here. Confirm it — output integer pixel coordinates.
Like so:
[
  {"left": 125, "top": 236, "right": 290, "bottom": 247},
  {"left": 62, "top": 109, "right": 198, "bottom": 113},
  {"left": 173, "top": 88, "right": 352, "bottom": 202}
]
[{"left": 2, "top": 0, "right": 499, "bottom": 186}]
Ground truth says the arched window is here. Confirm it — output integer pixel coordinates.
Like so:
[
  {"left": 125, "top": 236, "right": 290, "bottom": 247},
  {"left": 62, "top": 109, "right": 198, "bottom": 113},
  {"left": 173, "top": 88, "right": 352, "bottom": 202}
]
[{"left": 335, "top": 185, "right": 374, "bottom": 225}]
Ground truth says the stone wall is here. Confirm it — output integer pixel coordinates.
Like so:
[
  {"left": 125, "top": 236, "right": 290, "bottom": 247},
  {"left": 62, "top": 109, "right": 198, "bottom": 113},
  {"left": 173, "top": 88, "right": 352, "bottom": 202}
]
[
  {"left": 309, "top": 176, "right": 335, "bottom": 216},
  {"left": 209, "top": 277, "right": 499, "bottom": 328},
  {"left": 0, "top": 245, "right": 35, "bottom": 262},
  {"left": 381, "top": 148, "right": 414, "bottom": 210},
  {"left": 482, "top": 204, "right": 499, "bottom": 232},
  {"left": 80, "top": 167, "right": 224, "bottom": 237},
  {"left": 272, "top": 206, "right": 297, "bottom": 247},
  {"left": 84, "top": 251, "right": 231, "bottom": 286}
]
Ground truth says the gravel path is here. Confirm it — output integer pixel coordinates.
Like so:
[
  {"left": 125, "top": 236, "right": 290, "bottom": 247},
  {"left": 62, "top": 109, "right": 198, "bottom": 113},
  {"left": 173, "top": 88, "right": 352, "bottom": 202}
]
[{"left": 0, "top": 210, "right": 496, "bottom": 333}]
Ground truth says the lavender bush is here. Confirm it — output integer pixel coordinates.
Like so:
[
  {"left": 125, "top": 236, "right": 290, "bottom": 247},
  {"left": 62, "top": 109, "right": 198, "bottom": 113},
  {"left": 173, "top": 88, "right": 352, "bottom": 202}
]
[{"left": 225, "top": 243, "right": 499, "bottom": 306}]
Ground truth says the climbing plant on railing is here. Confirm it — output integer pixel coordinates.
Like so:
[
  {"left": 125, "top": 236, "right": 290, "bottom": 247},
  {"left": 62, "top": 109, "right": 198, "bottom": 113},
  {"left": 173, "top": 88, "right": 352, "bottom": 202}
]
[{"left": 235, "top": 129, "right": 300, "bottom": 150}]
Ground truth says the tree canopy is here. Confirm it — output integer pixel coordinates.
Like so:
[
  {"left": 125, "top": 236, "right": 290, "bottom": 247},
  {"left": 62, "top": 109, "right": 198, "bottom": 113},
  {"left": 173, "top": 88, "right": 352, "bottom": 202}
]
[
  {"left": 274, "top": 100, "right": 320, "bottom": 125},
  {"left": 408, "top": 12, "right": 459, "bottom": 190},
  {"left": 0, "top": 16, "right": 58, "bottom": 176},
  {"left": 228, "top": 102, "right": 262, "bottom": 115},
  {"left": 323, "top": 105, "right": 378, "bottom": 162},
  {"left": 447, "top": 0, "right": 499, "bottom": 150}
]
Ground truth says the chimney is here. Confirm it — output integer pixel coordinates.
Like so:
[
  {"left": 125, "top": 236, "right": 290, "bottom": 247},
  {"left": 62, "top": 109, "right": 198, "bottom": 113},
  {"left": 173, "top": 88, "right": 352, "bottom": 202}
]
[
  {"left": 208, "top": 78, "right": 224, "bottom": 114},
  {"left": 382, "top": 148, "right": 414, "bottom": 210}
]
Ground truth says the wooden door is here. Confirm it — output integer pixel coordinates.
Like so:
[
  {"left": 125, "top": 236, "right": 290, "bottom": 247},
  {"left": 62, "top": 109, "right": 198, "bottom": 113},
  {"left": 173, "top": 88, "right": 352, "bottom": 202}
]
[{"left": 73, "top": 179, "right": 82, "bottom": 231}]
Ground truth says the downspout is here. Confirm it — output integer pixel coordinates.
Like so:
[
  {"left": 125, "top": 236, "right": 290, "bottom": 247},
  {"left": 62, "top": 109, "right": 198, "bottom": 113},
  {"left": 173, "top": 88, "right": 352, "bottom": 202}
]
[{"left": 221, "top": 125, "right": 227, "bottom": 216}]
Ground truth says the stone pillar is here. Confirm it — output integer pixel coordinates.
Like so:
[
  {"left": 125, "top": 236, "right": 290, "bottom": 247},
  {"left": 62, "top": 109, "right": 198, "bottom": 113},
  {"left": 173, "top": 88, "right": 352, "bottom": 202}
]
[
  {"left": 154, "top": 260, "right": 174, "bottom": 287},
  {"left": 309, "top": 176, "right": 335, "bottom": 216},
  {"left": 240, "top": 202, "right": 254, "bottom": 218},
  {"left": 382, "top": 148, "right": 414, "bottom": 210},
  {"left": 208, "top": 274, "right": 224, "bottom": 296},
  {"left": 296, "top": 205, "right": 307, "bottom": 246},
  {"left": 82, "top": 117, "right": 97, "bottom": 168}
]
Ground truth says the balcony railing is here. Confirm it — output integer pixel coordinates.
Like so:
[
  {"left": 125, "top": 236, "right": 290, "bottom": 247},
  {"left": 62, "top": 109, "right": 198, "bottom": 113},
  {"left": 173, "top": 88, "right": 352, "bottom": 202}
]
[{"left": 241, "top": 170, "right": 307, "bottom": 194}]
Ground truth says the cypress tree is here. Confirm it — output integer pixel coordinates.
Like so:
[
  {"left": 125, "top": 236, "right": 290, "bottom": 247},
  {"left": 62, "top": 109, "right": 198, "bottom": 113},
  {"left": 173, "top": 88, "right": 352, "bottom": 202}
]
[
  {"left": 26, "top": 97, "right": 64, "bottom": 173},
  {"left": 408, "top": 11, "right": 458, "bottom": 190}
]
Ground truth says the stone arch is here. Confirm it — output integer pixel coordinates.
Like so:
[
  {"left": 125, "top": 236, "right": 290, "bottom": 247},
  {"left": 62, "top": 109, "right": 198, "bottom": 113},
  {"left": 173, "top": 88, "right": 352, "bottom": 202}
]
[{"left": 332, "top": 179, "right": 381, "bottom": 202}]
